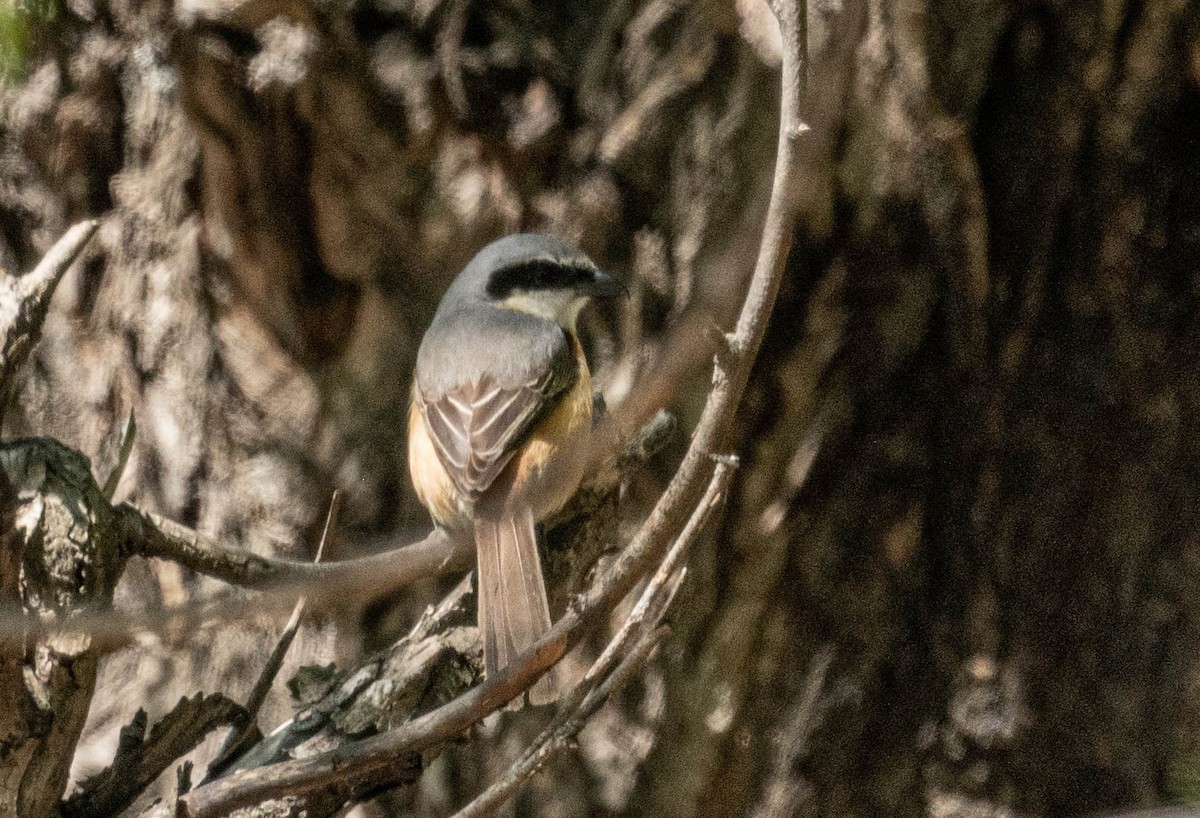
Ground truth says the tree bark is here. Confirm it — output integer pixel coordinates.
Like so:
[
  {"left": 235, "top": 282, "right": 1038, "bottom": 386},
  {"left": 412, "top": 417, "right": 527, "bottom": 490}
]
[
  {"left": 2, "top": 0, "right": 1200, "bottom": 815},
  {"left": 637, "top": 2, "right": 1200, "bottom": 816}
]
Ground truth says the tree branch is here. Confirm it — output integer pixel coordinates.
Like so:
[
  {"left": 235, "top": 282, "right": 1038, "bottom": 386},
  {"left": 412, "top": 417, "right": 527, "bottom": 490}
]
[
  {"left": 177, "top": 0, "right": 813, "bottom": 809},
  {"left": 454, "top": 458, "right": 738, "bottom": 816},
  {"left": 0, "top": 220, "right": 99, "bottom": 424},
  {"left": 749, "top": 646, "right": 833, "bottom": 818},
  {"left": 206, "top": 492, "right": 341, "bottom": 779},
  {"left": 120, "top": 409, "right": 677, "bottom": 596},
  {"left": 453, "top": 624, "right": 671, "bottom": 818},
  {"left": 123, "top": 506, "right": 472, "bottom": 595},
  {"left": 0, "top": 411, "right": 673, "bottom": 654},
  {"left": 62, "top": 693, "right": 249, "bottom": 818}
]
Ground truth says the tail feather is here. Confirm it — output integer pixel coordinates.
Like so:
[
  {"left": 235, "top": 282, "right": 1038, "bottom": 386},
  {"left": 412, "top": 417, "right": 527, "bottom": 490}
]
[{"left": 474, "top": 507, "right": 558, "bottom": 705}]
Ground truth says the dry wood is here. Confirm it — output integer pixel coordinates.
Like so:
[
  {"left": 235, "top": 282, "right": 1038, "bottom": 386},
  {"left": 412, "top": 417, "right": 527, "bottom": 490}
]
[{"left": 175, "top": 0, "right": 809, "bottom": 810}]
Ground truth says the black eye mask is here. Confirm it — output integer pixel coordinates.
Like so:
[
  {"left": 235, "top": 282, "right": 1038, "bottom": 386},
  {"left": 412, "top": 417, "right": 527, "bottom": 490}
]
[{"left": 485, "top": 259, "right": 597, "bottom": 299}]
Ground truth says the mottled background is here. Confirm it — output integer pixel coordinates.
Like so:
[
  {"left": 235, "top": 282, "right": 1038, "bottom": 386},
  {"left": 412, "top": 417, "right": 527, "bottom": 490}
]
[{"left": 3, "top": 0, "right": 1200, "bottom": 814}]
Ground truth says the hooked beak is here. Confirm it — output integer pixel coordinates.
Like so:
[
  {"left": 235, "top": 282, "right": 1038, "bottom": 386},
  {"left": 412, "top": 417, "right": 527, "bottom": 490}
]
[{"left": 586, "top": 268, "right": 630, "bottom": 300}]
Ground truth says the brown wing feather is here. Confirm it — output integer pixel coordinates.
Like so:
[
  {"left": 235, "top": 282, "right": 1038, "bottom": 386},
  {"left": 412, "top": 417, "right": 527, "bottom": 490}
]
[{"left": 417, "top": 360, "right": 573, "bottom": 501}]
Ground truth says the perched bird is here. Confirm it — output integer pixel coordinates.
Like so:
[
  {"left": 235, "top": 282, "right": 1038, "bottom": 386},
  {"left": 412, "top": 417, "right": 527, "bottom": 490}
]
[{"left": 408, "top": 234, "right": 626, "bottom": 704}]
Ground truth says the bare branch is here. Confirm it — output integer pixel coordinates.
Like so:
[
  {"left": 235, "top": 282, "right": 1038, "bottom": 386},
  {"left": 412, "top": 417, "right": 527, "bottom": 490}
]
[
  {"left": 101, "top": 411, "right": 137, "bottom": 501},
  {"left": 62, "top": 694, "right": 248, "bottom": 818},
  {"left": 177, "top": 0, "right": 815, "bottom": 809},
  {"left": 122, "top": 410, "right": 677, "bottom": 596},
  {"left": 0, "top": 523, "right": 467, "bottom": 653},
  {"left": 10, "top": 220, "right": 99, "bottom": 319},
  {"left": 0, "top": 411, "right": 673, "bottom": 653},
  {"left": 453, "top": 625, "right": 671, "bottom": 818},
  {"left": 0, "top": 220, "right": 99, "bottom": 424},
  {"left": 454, "top": 457, "right": 738, "bottom": 816},
  {"left": 750, "top": 646, "right": 833, "bottom": 818},
  {"left": 436, "top": 0, "right": 471, "bottom": 118},
  {"left": 123, "top": 505, "right": 472, "bottom": 596},
  {"left": 206, "top": 492, "right": 342, "bottom": 778},
  {"left": 0, "top": 523, "right": 465, "bottom": 654},
  {"left": 590, "top": 0, "right": 834, "bottom": 469},
  {"left": 245, "top": 491, "right": 338, "bottom": 715}
]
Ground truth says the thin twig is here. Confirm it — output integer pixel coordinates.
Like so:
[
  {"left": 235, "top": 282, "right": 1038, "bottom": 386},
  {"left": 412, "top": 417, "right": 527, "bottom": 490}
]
[
  {"left": 178, "top": 0, "right": 813, "bottom": 809},
  {"left": 102, "top": 410, "right": 137, "bottom": 501},
  {"left": 581, "top": 455, "right": 735, "bottom": 693},
  {"left": 453, "top": 625, "right": 670, "bottom": 818},
  {"left": 750, "top": 645, "right": 833, "bottom": 818},
  {"left": 10, "top": 220, "right": 99, "bottom": 322},
  {"left": 237, "top": 493, "right": 339, "bottom": 720},
  {"left": 798, "top": 0, "right": 808, "bottom": 97},
  {"left": 436, "top": 0, "right": 470, "bottom": 118},
  {"left": 206, "top": 492, "right": 342, "bottom": 778}
]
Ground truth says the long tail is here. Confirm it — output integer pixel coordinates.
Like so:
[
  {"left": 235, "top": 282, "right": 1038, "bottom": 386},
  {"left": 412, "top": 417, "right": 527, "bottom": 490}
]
[{"left": 474, "top": 505, "right": 558, "bottom": 705}]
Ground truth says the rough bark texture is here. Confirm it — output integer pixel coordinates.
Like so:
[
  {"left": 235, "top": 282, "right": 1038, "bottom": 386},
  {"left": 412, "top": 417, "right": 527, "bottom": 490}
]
[
  {"left": 0, "top": 438, "right": 124, "bottom": 818},
  {"left": 637, "top": 3, "right": 1200, "bottom": 817},
  {"left": 2, "top": 0, "right": 1200, "bottom": 815}
]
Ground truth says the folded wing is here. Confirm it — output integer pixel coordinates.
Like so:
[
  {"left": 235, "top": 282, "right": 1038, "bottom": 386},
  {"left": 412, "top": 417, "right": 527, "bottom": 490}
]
[{"left": 416, "top": 330, "right": 576, "bottom": 501}]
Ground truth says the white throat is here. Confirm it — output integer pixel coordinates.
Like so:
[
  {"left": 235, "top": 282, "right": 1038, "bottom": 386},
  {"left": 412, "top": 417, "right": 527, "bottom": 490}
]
[{"left": 500, "top": 289, "right": 589, "bottom": 331}]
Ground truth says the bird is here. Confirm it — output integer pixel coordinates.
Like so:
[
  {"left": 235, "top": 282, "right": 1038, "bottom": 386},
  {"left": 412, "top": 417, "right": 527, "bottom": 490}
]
[{"left": 408, "top": 233, "right": 627, "bottom": 705}]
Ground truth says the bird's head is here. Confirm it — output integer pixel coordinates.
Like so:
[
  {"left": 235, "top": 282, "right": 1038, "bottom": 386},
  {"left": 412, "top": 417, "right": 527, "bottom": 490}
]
[{"left": 454, "top": 234, "right": 628, "bottom": 330}]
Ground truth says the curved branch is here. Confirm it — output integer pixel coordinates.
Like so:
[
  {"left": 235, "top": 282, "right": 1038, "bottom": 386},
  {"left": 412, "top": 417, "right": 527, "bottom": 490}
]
[
  {"left": 0, "top": 411, "right": 673, "bottom": 654},
  {"left": 206, "top": 492, "right": 341, "bottom": 779},
  {"left": 178, "top": 0, "right": 815, "bottom": 810},
  {"left": 454, "top": 624, "right": 670, "bottom": 818},
  {"left": 123, "top": 506, "right": 470, "bottom": 594},
  {"left": 118, "top": 410, "right": 676, "bottom": 596},
  {"left": 454, "top": 458, "right": 738, "bottom": 817},
  {"left": 0, "top": 526, "right": 467, "bottom": 654}
]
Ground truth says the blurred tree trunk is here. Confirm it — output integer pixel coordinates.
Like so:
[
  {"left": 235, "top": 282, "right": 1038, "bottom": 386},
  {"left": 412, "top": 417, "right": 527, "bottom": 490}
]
[
  {"left": 634, "top": 3, "right": 1200, "bottom": 817},
  {"left": 2, "top": 0, "right": 1200, "bottom": 815}
]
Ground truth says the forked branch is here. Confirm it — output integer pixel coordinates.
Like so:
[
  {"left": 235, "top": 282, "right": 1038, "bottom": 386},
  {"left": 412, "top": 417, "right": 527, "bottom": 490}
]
[{"left": 177, "top": 0, "right": 814, "bottom": 810}]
